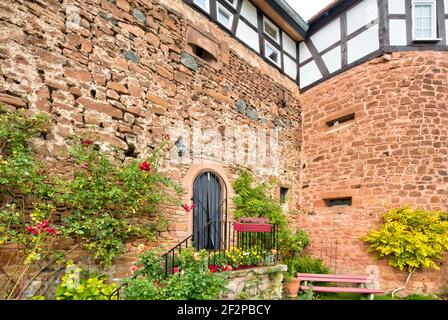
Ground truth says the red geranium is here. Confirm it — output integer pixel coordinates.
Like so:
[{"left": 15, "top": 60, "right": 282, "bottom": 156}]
[{"left": 139, "top": 161, "right": 151, "bottom": 172}]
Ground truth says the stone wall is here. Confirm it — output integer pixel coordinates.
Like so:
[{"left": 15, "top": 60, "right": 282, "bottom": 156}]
[
  {"left": 297, "top": 51, "right": 448, "bottom": 295},
  {"left": 1, "top": 0, "right": 447, "bottom": 295},
  {"left": 221, "top": 265, "right": 287, "bottom": 300},
  {"left": 0, "top": 0, "right": 301, "bottom": 277}
]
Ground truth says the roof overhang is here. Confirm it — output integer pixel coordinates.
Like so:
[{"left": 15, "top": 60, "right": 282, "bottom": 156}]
[{"left": 251, "top": 0, "right": 308, "bottom": 41}]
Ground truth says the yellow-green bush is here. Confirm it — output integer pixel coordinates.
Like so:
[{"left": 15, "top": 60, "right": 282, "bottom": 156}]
[{"left": 363, "top": 207, "right": 448, "bottom": 272}]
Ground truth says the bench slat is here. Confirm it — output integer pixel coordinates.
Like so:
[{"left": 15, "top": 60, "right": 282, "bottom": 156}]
[
  {"left": 297, "top": 273, "right": 371, "bottom": 280},
  {"left": 298, "top": 276, "right": 373, "bottom": 284},
  {"left": 300, "top": 285, "right": 384, "bottom": 294}
]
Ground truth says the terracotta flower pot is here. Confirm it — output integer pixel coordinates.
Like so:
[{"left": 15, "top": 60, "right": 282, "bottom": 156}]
[{"left": 284, "top": 278, "right": 300, "bottom": 298}]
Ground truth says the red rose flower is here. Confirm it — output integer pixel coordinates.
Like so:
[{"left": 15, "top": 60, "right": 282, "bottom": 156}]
[
  {"left": 139, "top": 161, "right": 151, "bottom": 172},
  {"left": 80, "top": 162, "right": 88, "bottom": 169},
  {"left": 81, "top": 139, "right": 93, "bottom": 145},
  {"left": 45, "top": 227, "right": 55, "bottom": 235},
  {"left": 183, "top": 202, "right": 195, "bottom": 213}
]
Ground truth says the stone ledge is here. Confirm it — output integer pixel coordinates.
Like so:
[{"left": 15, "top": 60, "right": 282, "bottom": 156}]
[
  {"left": 225, "top": 264, "right": 287, "bottom": 279},
  {"left": 221, "top": 265, "right": 287, "bottom": 300}
]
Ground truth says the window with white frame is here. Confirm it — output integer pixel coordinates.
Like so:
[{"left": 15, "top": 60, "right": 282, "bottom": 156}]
[
  {"left": 193, "top": 0, "right": 210, "bottom": 13},
  {"left": 412, "top": 0, "right": 437, "bottom": 40},
  {"left": 264, "top": 41, "right": 281, "bottom": 66},
  {"left": 224, "top": 0, "right": 238, "bottom": 9},
  {"left": 263, "top": 16, "right": 280, "bottom": 43},
  {"left": 217, "top": 2, "right": 234, "bottom": 30}
]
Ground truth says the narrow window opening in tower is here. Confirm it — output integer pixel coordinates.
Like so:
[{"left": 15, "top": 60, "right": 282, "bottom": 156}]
[
  {"left": 326, "top": 113, "right": 355, "bottom": 127},
  {"left": 280, "top": 187, "right": 289, "bottom": 204},
  {"left": 324, "top": 197, "right": 352, "bottom": 207}
]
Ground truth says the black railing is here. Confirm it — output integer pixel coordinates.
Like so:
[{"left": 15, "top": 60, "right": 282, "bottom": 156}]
[
  {"left": 161, "top": 221, "right": 279, "bottom": 277},
  {"left": 109, "top": 221, "right": 279, "bottom": 299}
]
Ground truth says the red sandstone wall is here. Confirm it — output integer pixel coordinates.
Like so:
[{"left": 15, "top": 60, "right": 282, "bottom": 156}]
[
  {"left": 0, "top": 0, "right": 301, "bottom": 274},
  {"left": 298, "top": 51, "right": 448, "bottom": 294}
]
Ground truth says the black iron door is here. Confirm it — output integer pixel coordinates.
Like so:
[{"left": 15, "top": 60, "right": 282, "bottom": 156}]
[{"left": 193, "top": 172, "right": 222, "bottom": 250}]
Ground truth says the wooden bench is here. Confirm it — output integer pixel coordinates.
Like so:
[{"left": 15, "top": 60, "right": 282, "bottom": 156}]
[{"left": 297, "top": 273, "right": 384, "bottom": 300}]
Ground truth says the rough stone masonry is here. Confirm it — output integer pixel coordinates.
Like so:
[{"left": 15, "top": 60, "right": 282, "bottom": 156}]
[
  {"left": 0, "top": 0, "right": 447, "bottom": 295},
  {"left": 0, "top": 0, "right": 301, "bottom": 279}
]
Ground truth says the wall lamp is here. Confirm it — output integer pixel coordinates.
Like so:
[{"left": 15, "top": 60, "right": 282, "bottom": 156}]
[{"left": 175, "top": 137, "right": 186, "bottom": 157}]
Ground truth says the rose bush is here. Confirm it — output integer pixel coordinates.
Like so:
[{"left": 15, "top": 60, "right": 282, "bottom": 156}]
[{"left": 55, "top": 139, "right": 183, "bottom": 266}]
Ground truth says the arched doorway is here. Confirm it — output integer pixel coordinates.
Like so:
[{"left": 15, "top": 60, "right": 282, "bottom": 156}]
[{"left": 192, "top": 171, "right": 227, "bottom": 250}]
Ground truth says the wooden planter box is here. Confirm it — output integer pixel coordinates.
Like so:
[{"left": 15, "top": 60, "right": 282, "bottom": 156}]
[{"left": 234, "top": 223, "right": 272, "bottom": 233}]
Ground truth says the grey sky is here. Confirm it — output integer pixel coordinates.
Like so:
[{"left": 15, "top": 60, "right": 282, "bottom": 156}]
[{"left": 285, "top": 0, "right": 334, "bottom": 21}]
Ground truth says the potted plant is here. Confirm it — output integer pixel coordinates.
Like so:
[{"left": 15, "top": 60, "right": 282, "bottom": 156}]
[
  {"left": 283, "top": 257, "right": 300, "bottom": 298},
  {"left": 209, "top": 252, "right": 230, "bottom": 272},
  {"left": 234, "top": 217, "right": 272, "bottom": 232},
  {"left": 284, "top": 276, "right": 300, "bottom": 298}
]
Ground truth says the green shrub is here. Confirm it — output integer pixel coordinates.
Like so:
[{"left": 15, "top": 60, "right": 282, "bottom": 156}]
[
  {"left": 123, "top": 248, "right": 228, "bottom": 300},
  {"left": 363, "top": 207, "right": 448, "bottom": 272},
  {"left": 123, "top": 278, "right": 161, "bottom": 300},
  {"left": 285, "top": 255, "right": 330, "bottom": 280},
  {"left": 292, "top": 256, "right": 331, "bottom": 274},
  {"left": 363, "top": 207, "right": 448, "bottom": 297},
  {"left": 232, "top": 171, "right": 286, "bottom": 226},
  {"left": 0, "top": 106, "right": 52, "bottom": 246},
  {"left": 0, "top": 106, "right": 60, "bottom": 299},
  {"left": 279, "top": 229, "right": 310, "bottom": 258},
  {"left": 404, "top": 294, "right": 435, "bottom": 300},
  {"left": 56, "top": 263, "right": 117, "bottom": 300},
  {"left": 374, "top": 294, "right": 436, "bottom": 300}
]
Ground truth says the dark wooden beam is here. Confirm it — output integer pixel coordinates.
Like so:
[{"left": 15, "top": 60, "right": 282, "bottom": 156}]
[
  {"left": 340, "top": 12, "right": 348, "bottom": 67},
  {"left": 405, "top": 0, "right": 413, "bottom": 45},
  {"left": 305, "top": 39, "right": 330, "bottom": 77},
  {"left": 378, "top": 0, "right": 390, "bottom": 50},
  {"left": 231, "top": 0, "right": 243, "bottom": 34},
  {"left": 437, "top": 0, "right": 446, "bottom": 45}
]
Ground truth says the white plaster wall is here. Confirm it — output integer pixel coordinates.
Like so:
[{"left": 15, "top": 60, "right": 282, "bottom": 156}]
[
  {"left": 388, "top": 0, "right": 406, "bottom": 14},
  {"left": 236, "top": 20, "right": 260, "bottom": 52},
  {"left": 347, "top": 0, "right": 378, "bottom": 34},
  {"left": 299, "top": 60, "right": 323, "bottom": 89},
  {"left": 282, "top": 32, "right": 297, "bottom": 59},
  {"left": 299, "top": 42, "right": 312, "bottom": 63},
  {"left": 445, "top": 0, "right": 448, "bottom": 14},
  {"left": 240, "top": 0, "right": 258, "bottom": 27},
  {"left": 283, "top": 55, "right": 297, "bottom": 80},
  {"left": 389, "top": 19, "right": 407, "bottom": 46},
  {"left": 322, "top": 46, "right": 342, "bottom": 74},
  {"left": 310, "top": 17, "right": 341, "bottom": 52},
  {"left": 347, "top": 24, "right": 379, "bottom": 63}
]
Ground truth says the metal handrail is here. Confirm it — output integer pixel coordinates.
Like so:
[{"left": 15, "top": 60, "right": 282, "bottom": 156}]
[{"left": 161, "top": 219, "right": 230, "bottom": 276}]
